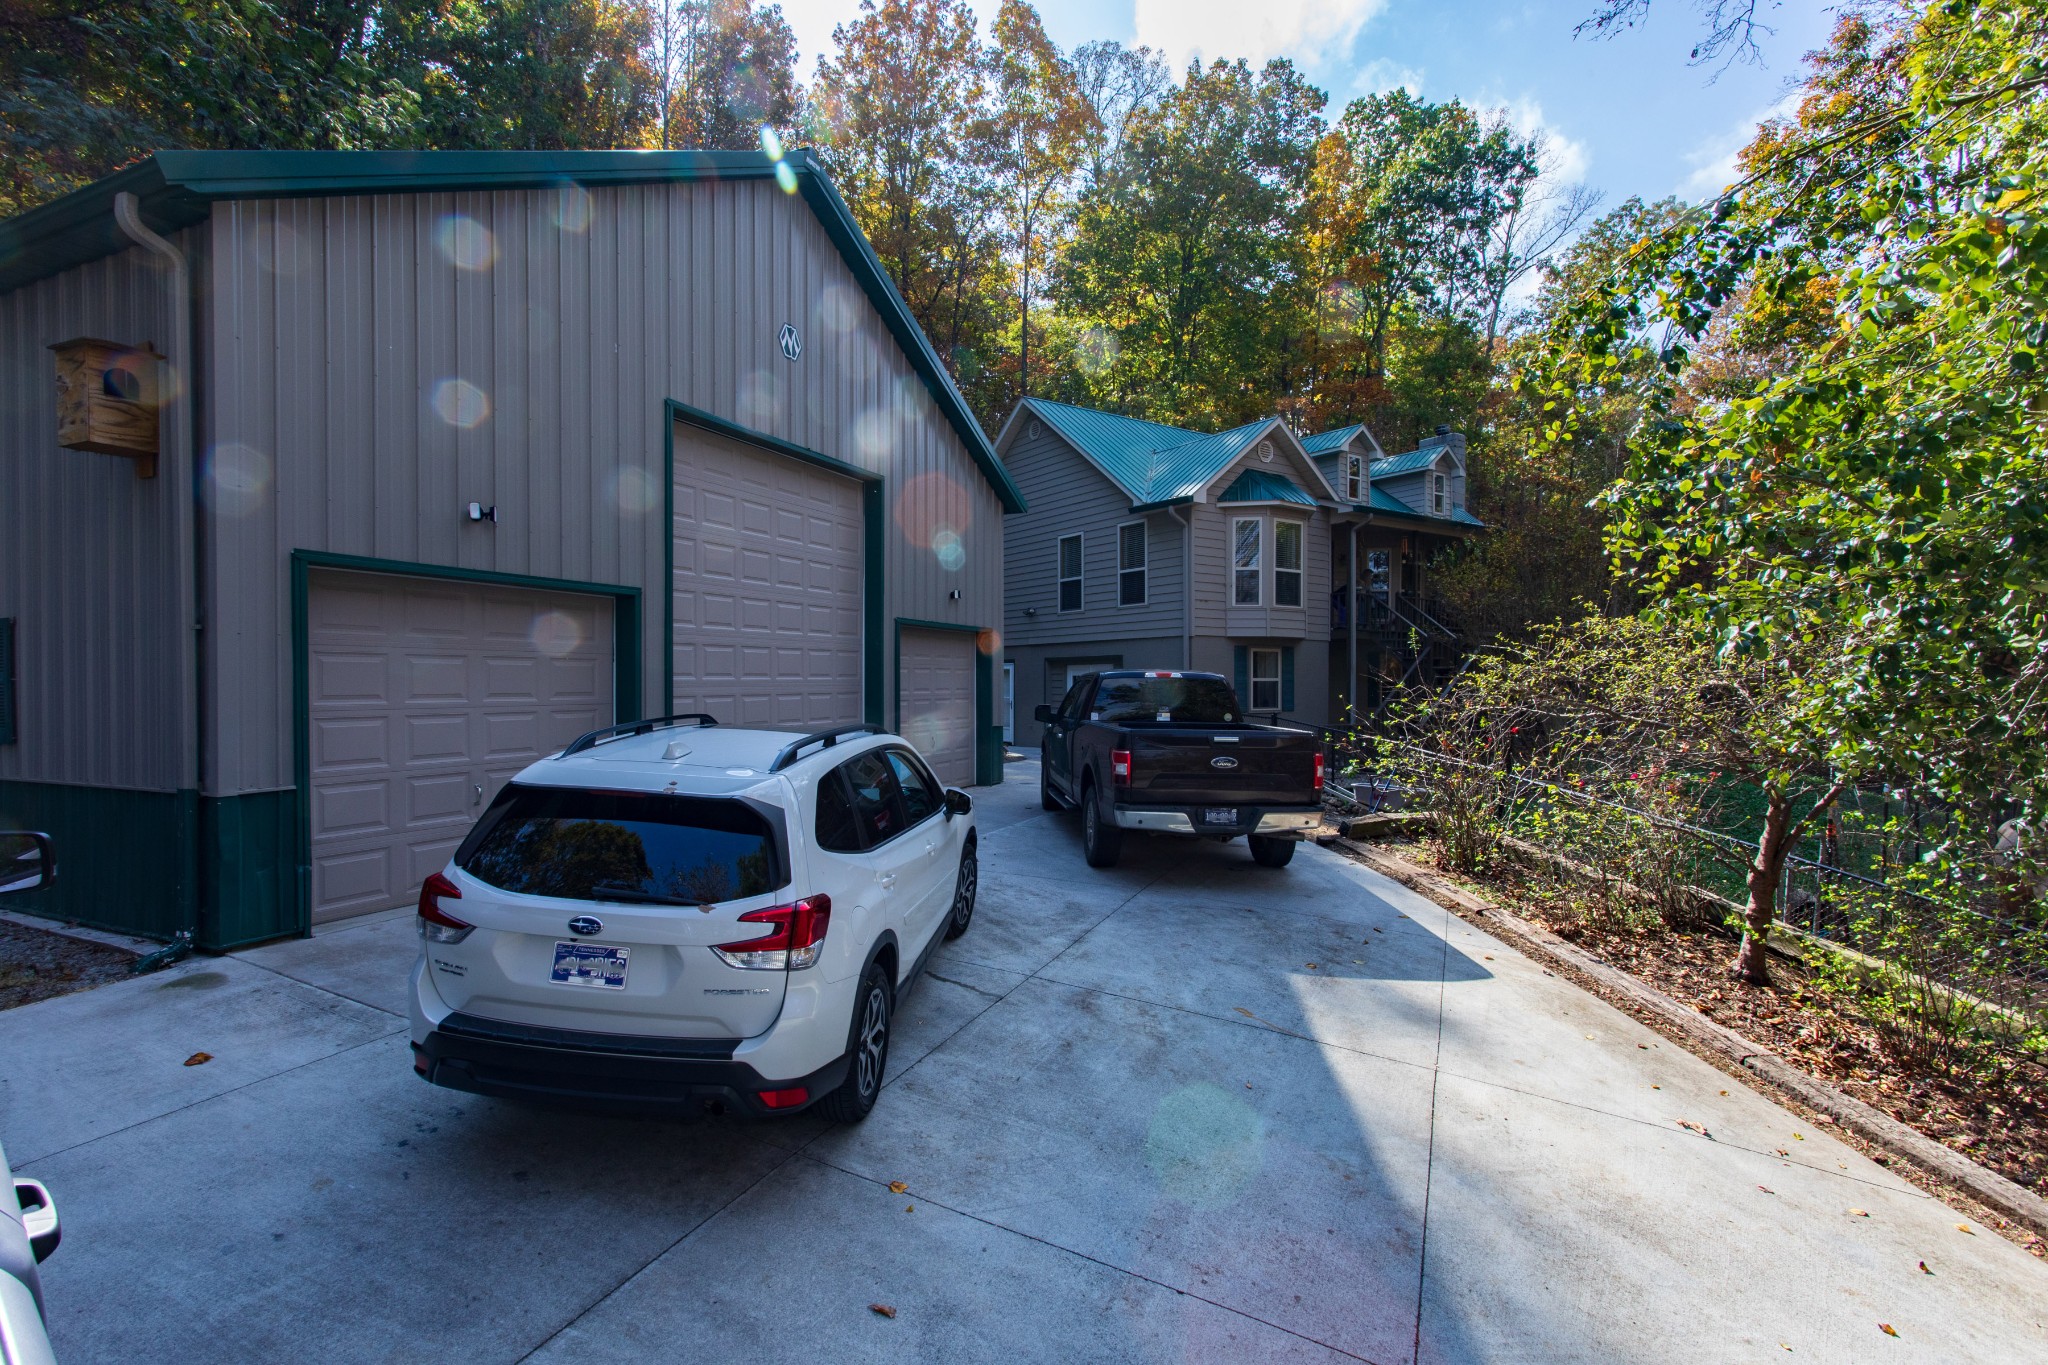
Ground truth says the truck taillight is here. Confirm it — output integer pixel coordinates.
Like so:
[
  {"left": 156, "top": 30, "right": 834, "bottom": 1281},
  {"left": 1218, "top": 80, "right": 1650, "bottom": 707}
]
[
  {"left": 1111, "top": 749, "right": 1132, "bottom": 786},
  {"left": 1313, "top": 751, "right": 1325, "bottom": 791}
]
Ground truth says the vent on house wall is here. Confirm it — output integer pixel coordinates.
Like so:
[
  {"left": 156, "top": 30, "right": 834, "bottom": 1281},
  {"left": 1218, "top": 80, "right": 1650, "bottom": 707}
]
[
  {"left": 1029, "top": 418, "right": 1044, "bottom": 439},
  {"left": 1256, "top": 440, "right": 1274, "bottom": 463}
]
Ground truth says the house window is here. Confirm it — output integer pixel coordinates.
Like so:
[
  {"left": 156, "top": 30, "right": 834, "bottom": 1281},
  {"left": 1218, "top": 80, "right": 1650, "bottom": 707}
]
[
  {"left": 1118, "top": 520, "right": 1147, "bottom": 606},
  {"left": 1232, "top": 518, "right": 1261, "bottom": 605},
  {"left": 1058, "top": 533, "right": 1082, "bottom": 612},
  {"left": 1432, "top": 472, "right": 1448, "bottom": 515},
  {"left": 1343, "top": 454, "right": 1363, "bottom": 502},
  {"left": 1274, "top": 521, "right": 1303, "bottom": 608},
  {"left": 1250, "top": 648, "right": 1282, "bottom": 712}
]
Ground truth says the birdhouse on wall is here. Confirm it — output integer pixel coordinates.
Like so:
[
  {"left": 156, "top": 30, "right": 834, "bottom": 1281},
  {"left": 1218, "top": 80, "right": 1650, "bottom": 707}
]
[{"left": 50, "top": 338, "right": 163, "bottom": 478}]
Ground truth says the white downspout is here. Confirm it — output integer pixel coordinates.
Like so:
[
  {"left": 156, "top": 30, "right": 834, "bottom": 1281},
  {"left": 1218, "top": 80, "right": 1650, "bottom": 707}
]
[
  {"left": 1347, "top": 521, "right": 1358, "bottom": 729},
  {"left": 1167, "top": 505, "right": 1193, "bottom": 670},
  {"left": 114, "top": 193, "right": 202, "bottom": 915}
]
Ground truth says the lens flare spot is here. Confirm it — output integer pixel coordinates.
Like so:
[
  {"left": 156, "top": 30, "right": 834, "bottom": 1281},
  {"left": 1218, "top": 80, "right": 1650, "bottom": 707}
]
[
  {"left": 931, "top": 527, "right": 966, "bottom": 572},
  {"left": 1074, "top": 326, "right": 1119, "bottom": 377},
  {"left": 775, "top": 161, "right": 798, "bottom": 194},
  {"left": 894, "top": 470, "right": 975, "bottom": 552},
  {"left": 551, "top": 184, "right": 593, "bottom": 233},
  {"left": 432, "top": 378, "right": 491, "bottom": 429},
  {"left": 202, "top": 442, "right": 273, "bottom": 518},
  {"left": 737, "top": 369, "right": 783, "bottom": 430},
  {"left": 609, "top": 466, "right": 661, "bottom": 514},
  {"left": 816, "top": 284, "right": 862, "bottom": 337},
  {"left": 1145, "top": 1083, "right": 1265, "bottom": 1209},
  {"left": 529, "top": 611, "right": 583, "bottom": 658},
  {"left": 434, "top": 215, "right": 497, "bottom": 271},
  {"left": 254, "top": 221, "right": 311, "bottom": 276},
  {"left": 976, "top": 628, "right": 1000, "bottom": 657},
  {"left": 760, "top": 126, "right": 785, "bottom": 161},
  {"left": 851, "top": 407, "right": 897, "bottom": 463}
]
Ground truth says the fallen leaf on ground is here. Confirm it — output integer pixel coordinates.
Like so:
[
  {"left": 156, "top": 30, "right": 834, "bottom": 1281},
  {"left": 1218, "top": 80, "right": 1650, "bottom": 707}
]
[
  {"left": 1776, "top": 1149, "right": 1790, "bottom": 1157},
  {"left": 1956, "top": 1223, "right": 1975, "bottom": 1235},
  {"left": 1878, "top": 1323, "right": 1898, "bottom": 1338},
  {"left": 183, "top": 1052, "right": 212, "bottom": 1066},
  {"left": 1677, "top": 1120, "right": 1712, "bottom": 1138},
  {"left": 869, "top": 1304, "right": 897, "bottom": 1319},
  {"left": 905, "top": 1204, "right": 914, "bottom": 1212},
  {"left": 1652, "top": 1085, "right": 1661, "bottom": 1090},
  {"left": 1793, "top": 1133, "right": 1805, "bottom": 1140},
  {"left": 1304, "top": 962, "right": 1318, "bottom": 969},
  {"left": 1720, "top": 1090, "right": 1729, "bottom": 1096},
  {"left": 1637, "top": 1043, "right": 1649, "bottom": 1049},
  {"left": 1918, "top": 1261, "right": 1933, "bottom": 1274},
  {"left": 1234, "top": 1007, "right": 1256, "bottom": 1018},
  {"left": 888, "top": 1181, "right": 908, "bottom": 1194},
  {"left": 1848, "top": 1208, "right": 1869, "bottom": 1217},
  {"left": 1484, "top": 955, "right": 1494, "bottom": 960}
]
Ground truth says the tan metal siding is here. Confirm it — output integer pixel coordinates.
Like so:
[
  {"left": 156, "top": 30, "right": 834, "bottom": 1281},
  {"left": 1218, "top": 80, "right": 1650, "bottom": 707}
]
[
  {"left": 203, "top": 179, "right": 1001, "bottom": 795},
  {"left": 0, "top": 236, "right": 192, "bottom": 791}
]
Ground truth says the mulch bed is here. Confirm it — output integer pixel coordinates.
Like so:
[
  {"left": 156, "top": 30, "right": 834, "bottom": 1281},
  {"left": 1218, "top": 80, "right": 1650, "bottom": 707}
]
[
  {"left": 1428, "top": 849, "right": 2048, "bottom": 1211},
  {"left": 0, "top": 918, "right": 136, "bottom": 1010}
]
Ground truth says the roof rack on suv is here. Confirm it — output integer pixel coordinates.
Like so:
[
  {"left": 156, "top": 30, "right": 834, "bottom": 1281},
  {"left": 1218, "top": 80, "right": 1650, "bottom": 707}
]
[
  {"left": 769, "top": 723, "right": 883, "bottom": 773},
  {"left": 559, "top": 713, "right": 720, "bottom": 757}
]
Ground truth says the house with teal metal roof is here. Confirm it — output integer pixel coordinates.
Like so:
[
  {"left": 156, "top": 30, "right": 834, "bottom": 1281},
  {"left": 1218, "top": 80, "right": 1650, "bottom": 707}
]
[
  {"left": 0, "top": 148, "right": 1021, "bottom": 949},
  {"left": 995, "top": 398, "right": 1481, "bottom": 747}
]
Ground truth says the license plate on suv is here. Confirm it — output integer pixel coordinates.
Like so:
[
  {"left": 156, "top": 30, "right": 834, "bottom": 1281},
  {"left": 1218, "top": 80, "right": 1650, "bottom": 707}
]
[
  {"left": 1202, "top": 807, "right": 1239, "bottom": 826},
  {"left": 551, "top": 942, "right": 629, "bottom": 989}
]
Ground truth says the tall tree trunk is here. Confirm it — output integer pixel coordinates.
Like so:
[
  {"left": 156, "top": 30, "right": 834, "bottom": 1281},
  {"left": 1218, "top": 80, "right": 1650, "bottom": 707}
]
[
  {"left": 1019, "top": 236, "right": 1031, "bottom": 400},
  {"left": 1731, "top": 790, "right": 1794, "bottom": 985}
]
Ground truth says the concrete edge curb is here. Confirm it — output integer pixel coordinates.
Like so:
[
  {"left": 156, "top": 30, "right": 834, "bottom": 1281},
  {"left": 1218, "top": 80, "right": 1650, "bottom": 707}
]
[
  {"left": 0, "top": 908, "right": 151, "bottom": 956},
  {"left": 1329, "top": 836, "right": 2048, "bottom": 1245}
]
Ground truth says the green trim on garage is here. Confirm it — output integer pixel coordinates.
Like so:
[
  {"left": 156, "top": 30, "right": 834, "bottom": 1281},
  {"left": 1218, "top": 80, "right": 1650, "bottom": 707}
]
[
  {"left": 892, "top": 618, "right": 998, "bottom": 787},
  {"left": 199, "top": 788, "right": 298, "bottom": 949},
  {"left": 288, "top": 551, "right": 644, "bottom": 941},
  {"left": 664, "top": 400, "right": 886, "bottom": 729},
  {"left": 0, "top": 780, "right": 197, "bottom": 941}
]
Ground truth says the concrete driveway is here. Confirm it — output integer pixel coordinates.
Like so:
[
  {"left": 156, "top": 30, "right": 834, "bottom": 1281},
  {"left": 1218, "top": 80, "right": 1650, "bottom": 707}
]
[{"left": 3, "top": 763, "right": 2044, "bottom": 1363}]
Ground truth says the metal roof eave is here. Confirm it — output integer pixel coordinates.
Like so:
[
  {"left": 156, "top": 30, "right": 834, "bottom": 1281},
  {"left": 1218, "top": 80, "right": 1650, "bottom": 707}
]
[{"left": 0, "top": 148, "right": 1025, "bottom": 516}]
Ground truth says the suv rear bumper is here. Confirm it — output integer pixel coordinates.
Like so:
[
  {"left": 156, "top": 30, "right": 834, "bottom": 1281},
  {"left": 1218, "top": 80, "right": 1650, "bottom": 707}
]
[
  {"left": 1111, "top": 803, "right": 1322, "bottom": 837},
  {"left": 413, "top": 1011, "right": 850, "bottom": 1116}
]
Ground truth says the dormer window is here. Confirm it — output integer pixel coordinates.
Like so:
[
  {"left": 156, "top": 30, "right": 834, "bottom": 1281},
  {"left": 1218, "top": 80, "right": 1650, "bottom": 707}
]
[
  {"left": 1431, "top": 472, "right": 1448, "bottom": 515},
  {"left": 1343, "top": 454, "right": 1363, "bottom": 502}
]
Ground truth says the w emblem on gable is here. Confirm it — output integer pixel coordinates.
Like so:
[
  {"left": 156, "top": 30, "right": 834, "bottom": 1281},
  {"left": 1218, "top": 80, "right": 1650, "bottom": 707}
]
[{"left": 778, "top": 323, "right": 802, "bottom": 362}]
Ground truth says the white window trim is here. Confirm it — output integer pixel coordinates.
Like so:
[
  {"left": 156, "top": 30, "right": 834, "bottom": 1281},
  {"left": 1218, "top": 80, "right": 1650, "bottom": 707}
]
[
  {"left": 1250, "top": 647, "right": 1282, "bottom": 712},
  {"left": 1116, "top": 518, "right": 1148, "bottom": 607},
  {"left": 1274, "top": 519, "right": 1304, "bottom": 610},
  {"left": 1057, "top": 532, "right": 1083, "bottom": 613},
  {"left": 1343, "top": 454, "right": 1363, "bottom": 502},
  {"left": 1431, "top": 472, "right": 1448, "bottom": 515},
  {"left": 1231, "top": 516, "right": 1262, "bottom": 607}
]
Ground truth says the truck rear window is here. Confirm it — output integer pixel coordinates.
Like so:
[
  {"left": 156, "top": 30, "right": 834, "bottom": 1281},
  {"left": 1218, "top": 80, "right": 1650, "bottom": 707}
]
[
  {"left": 1091, "top": 676, "right": 1239, "bottom": 725},
  {"left": 457, "top": 786, "right": 784, "bottom": 903}
]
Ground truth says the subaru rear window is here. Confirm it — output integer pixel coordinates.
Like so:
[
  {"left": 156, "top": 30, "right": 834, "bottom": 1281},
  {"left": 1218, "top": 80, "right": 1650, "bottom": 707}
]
[
  {"left": 457, "top": 786, "right": 784, "bottom": 903},
  {"left": 1090, "top": 676, "right": 1238, "bottom": 725}
]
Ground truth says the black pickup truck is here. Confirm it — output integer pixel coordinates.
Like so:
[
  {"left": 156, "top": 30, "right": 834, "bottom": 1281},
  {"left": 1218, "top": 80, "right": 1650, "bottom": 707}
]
[{"left": 1035, "top": 670, "right": 1324, "bottom": 868}]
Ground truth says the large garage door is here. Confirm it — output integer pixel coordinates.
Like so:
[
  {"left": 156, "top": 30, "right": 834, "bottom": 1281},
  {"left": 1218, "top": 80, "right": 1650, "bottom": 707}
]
[
  {"left": 307, "top": 571, "right": 613, "bottom": 923},
  {"left": 672, "top": 425, "right": 864, "bottom": 730},
  {"left": 898, "top": 627, "right": 977, "bottom": 787}
]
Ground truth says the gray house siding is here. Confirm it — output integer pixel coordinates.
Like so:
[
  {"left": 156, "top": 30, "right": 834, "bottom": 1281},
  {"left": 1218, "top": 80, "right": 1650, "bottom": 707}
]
[
  {"left": 203, "top": 179, "right": 1002, "bottom": 799},
  {"left": 999, "top": 425, "right": 1183, "bottom": 646}
]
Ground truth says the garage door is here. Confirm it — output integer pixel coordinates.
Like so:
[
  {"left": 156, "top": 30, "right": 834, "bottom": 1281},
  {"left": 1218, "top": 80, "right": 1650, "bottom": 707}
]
[
  {"left": 898, "top": 627, "right": 977, "bottom": 787},
  {"left": 672, "top": 425, "right": 864, "bottom": 731},
  {"left": 307, "top": 571, "right": 613, "bottom": 923}
]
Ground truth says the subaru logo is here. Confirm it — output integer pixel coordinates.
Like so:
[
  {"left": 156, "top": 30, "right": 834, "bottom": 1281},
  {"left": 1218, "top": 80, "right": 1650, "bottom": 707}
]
[
  {"left": 778, "top": 323, "right": 802, "bottom": 361},
  {"left": 567, "top": 915, "right": 604, "bottom": 937},
  {"left": 1210, "top": 756, "right": 1239, "bottom": 770}
]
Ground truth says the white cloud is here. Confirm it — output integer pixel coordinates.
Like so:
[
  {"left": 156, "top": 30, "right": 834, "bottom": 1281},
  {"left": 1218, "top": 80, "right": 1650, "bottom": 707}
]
[
  {"left": 1678, "top": 91, "right": 1800, "bottom": 199},
  {"left": 1497, "top": 95, "right": 1589, "bottom": 186},
  {"left": 1132, "top": 0, "right": 1387, "bottom": 72},
  {"left": 1349, "top": 57, "right": 1426, "bottom": 98}
]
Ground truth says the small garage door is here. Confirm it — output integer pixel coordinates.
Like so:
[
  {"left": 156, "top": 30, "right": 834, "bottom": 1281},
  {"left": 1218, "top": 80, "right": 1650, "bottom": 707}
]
[
  {"left": 307, "top": 571, "right": 613, "bottom": 923},
  {"left": 898, "top": 627, "right": 977, "bottom": 787},
  {"left": 672, "top": 425, "right": 863, "bottom": 730}
]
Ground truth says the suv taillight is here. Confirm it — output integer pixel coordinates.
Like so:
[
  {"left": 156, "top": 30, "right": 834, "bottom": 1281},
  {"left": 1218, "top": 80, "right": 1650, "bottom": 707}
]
[
  {"left": 1313, "top": 751, "right": 1325, "bottom": 792},
  {"left": 417, "top": 871, "right": 473, "bottom": 943},
  {"left": 713, "top": 895, "right": 832, "bottom": 970},
  {"left": 1111, "top": 749, "right": 1131, "bottom": 786}
]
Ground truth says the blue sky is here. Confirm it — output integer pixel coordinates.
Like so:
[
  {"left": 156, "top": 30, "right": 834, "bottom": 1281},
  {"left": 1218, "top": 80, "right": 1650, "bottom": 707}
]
[{"left": 778, "top": 0, "right": 1842, "bottom": 206}]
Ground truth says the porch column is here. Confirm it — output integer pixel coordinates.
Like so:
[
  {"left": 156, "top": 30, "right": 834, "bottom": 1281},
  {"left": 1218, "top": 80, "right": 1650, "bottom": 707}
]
[{"left": 1347, "top": 522, "right": 1359, "bottom": 728}]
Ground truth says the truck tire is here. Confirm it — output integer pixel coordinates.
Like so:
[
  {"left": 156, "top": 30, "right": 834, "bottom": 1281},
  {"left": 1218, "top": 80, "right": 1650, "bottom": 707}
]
[
  {"left": 1248, "top": 835, "right": 1295, "bottom": 868},
  {"left": 1081, "top": 779, "right": 1123, "bottom": 868}
]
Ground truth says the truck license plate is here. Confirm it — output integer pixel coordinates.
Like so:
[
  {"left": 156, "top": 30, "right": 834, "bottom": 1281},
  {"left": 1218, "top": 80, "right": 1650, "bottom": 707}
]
[
  {"left": 1202, "top": 807, "right": 1239, "bottom": 826},
  {"left": 551, "top": 942, "right": 629, "bottom": 989}
]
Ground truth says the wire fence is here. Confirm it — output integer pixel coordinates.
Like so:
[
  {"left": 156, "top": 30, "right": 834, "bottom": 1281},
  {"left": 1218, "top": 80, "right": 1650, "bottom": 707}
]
[{"left": 1330, "top": 742, "right": 2048, "bottom": 1029}]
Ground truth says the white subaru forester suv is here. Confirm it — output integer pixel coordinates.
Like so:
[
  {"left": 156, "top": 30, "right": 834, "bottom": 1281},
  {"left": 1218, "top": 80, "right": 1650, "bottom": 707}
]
[{"left": 408, "top": 716, "right": 978, "bottom": 1123}]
